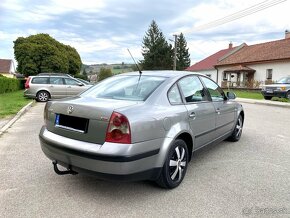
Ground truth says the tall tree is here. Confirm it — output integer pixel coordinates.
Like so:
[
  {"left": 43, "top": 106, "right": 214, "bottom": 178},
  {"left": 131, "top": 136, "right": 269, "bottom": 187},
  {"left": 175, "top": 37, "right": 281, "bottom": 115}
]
[
  {"left": 14, "top": 34, "right": 82, "bottom": 77},
  {"left": 141, "top": 20, "right": 173, "bottom": 70},
  {"left": 176, "top": 33, "right": 191, "bottom": 70}
]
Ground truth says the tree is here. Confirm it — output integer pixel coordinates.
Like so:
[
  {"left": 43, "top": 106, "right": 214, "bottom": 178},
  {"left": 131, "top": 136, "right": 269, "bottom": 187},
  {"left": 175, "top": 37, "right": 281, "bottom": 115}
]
[
  {"left": 13, "top": 33, "right": 82, "bottom": 77},
  {"left": 98, "top": 68, "right": 113, "bottom": 81},
  {"left": 176, "top": 33, "right": 191, "bottom": 70},
  {"left": 141, "top": 20, "right": 173, "bottom": 70}
]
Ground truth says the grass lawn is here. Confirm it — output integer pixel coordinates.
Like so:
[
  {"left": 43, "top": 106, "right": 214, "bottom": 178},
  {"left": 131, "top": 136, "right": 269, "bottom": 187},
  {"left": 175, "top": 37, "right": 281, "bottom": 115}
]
[
  {"left": 0, "top": 90, "right": 32, "bottom": 118},
  {"left": 225, "top": 89, "right": 264, "bottom": 100}
]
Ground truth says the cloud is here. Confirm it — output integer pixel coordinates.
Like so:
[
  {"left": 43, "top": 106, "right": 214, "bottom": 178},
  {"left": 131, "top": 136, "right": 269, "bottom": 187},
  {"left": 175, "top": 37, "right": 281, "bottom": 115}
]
[{"left": 1, "top": 0, "right": 290, "bottom": 65}]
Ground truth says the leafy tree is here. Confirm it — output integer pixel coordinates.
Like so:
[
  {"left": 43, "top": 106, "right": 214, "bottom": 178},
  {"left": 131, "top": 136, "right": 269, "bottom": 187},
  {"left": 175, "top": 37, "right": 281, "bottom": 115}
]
[
  {"left": 176, "top": 33, "right": 191, "bottom": 70},
  {"left": 98, "top": 68, "right": 113, "bottom": 81},
  {"left": 141, "top": 20, "right": 173, "bottom": 70},
  {"left": 14, "top": 33, "right": 82, "bottom": 77}
]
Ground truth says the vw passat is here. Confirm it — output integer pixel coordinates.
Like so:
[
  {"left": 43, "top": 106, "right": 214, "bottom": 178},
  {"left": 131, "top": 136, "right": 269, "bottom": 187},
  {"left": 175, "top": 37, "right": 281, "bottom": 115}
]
[{"left": 39, "top": 71, "right": 244, "bottom": 189}]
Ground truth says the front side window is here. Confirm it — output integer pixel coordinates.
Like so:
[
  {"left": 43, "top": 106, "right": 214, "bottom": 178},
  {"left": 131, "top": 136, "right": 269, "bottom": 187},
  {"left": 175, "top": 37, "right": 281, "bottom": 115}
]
[
  {"left": 200, "top": 76, "right": 225, "bottom": 101},
  {"left": 82, "top": 75, "right": 166, "bottom": 101},
  {"left": 168, "top": 84, "right": 182, "bottom": 104},
  {"left": 178, "top": 76, "right": 206, "bottom": 103},
  {"left": 64, "top": 78, "right": 80, "bottom": 86}
]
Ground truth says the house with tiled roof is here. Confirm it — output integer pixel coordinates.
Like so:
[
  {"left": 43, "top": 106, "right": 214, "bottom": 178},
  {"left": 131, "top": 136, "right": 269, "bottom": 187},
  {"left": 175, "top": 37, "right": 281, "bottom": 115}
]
[
  {"left": 187, "top": 31, "right": 290, "bottom": 88},
  {"left": 186, "top": 43, "right": 244, "bottom": 80},
  {"left": 0, "top": 59, "right": 16, "bottom": 78},
  {"left": 216, "top": 31, "right": 290, "bottom": 88}
]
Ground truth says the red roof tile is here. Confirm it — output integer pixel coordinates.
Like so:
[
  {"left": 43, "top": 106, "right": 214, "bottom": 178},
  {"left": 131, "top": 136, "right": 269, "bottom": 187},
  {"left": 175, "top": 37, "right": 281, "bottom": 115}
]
[
  {"left": 216, "top": 38, "right": 290, "bottom": 66},
  {"left": 0, "top": 59, "right": 12, "bottom": 73},
  {"left": 186, "top": 47, "right": 235, "bottom": 71}
]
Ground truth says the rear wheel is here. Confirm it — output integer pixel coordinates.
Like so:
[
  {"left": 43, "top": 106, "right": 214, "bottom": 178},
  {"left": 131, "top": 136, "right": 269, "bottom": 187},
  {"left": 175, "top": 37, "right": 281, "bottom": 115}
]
[
  {"left": 264, "top": 96, "right": 272, "bottom": 100},
  {"left": 227, "top": 114, "right": 243, "bottom": 142},
  {"left": 156, "top": 139, "right": 188, "bottom": 189},
  {"left": 36, "top": 91, "right": 50, "bottom": 102}
]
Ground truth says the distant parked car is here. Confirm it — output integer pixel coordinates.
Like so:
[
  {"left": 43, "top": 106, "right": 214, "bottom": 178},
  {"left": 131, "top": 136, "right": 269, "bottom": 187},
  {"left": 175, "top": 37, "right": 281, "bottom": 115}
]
[
  {"left": 261, "top": 76, "right": 290, "bottom": 100},
  {"left": 39, "top": 71, "right": 244, "bottom": 189},
  {"left": 24, "top": 73, "right": 92, "bottom": 102}
]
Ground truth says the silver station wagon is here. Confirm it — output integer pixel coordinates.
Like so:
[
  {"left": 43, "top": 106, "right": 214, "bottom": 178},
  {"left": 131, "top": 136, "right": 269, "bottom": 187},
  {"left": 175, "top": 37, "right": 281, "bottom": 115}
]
[
  {"left": 39, "top": 71, "right": 244, "bottom": 189},
  {"left": 24, "top": 74, "right": 92, "bottom": 102}
]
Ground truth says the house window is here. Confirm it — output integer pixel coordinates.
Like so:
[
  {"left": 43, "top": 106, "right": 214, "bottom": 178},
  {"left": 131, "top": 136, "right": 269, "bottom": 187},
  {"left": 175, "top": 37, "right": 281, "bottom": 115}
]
[
  {"left": 266, "top": 69, "right": 273, "bottom": 80},
  {"left": 223, "top": 72, "right": 227, "bottom": 80}
]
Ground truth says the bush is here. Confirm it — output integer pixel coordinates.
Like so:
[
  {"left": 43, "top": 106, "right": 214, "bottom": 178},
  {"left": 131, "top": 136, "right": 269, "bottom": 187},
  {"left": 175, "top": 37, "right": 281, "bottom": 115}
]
[
  {"left": 0, "top": 77, "right": 20, "bottom": 94},
  {"left": 98, "top": 68, "right": 113, "bottom": 81},
  {"left": 74, "top": 74, "right": 88, "bottom": 80}
]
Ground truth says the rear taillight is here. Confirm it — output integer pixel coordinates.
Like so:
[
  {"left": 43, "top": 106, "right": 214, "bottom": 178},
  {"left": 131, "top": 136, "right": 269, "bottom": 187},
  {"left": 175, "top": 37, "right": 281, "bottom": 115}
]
[
  {"left": 105, "top": 112, "right": 131, "bottom": 144},
  {"left": 25, "top": 77, "right": 31, "bottom": 89}
]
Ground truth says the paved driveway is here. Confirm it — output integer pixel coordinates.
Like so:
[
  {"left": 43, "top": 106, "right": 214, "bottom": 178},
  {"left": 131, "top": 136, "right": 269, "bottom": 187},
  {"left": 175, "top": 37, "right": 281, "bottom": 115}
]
[{"left": 0, "top": 102, "right": 289, "bottom": 218}]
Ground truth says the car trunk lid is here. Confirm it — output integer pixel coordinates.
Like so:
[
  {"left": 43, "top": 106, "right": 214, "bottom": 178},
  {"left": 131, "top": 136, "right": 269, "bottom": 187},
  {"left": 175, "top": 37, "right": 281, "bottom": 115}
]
[{"left": 46, "top": 96, "right": 139, "bottom": 144}]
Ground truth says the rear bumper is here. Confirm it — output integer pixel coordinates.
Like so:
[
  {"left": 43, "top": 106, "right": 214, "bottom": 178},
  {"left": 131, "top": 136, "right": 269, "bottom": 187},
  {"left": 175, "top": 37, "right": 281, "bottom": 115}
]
[
  {"left": 261, "top": 90, "right": 287, "bottom": 98},
  {"left": 39, "top": 126, "right": 162, "bottom": 181},
  {"left": 24, "top": 89, "right": 36, "bottom": 99}
]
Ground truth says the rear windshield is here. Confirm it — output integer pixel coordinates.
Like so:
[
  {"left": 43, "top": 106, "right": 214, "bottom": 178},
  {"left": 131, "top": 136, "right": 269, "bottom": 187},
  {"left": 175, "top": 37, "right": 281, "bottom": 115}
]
[{"left": 81, "top": 75, "right": 166, "bottom": 101}]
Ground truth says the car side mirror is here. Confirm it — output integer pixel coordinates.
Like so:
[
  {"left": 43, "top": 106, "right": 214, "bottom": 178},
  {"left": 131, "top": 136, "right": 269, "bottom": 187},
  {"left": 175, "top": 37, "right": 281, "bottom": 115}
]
[{"left": 227, "top": 91, "right": 236, "bottom": 100}]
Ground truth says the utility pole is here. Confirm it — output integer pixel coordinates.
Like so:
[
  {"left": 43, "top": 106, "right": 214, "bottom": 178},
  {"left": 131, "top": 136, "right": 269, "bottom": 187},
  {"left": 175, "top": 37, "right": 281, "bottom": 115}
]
[{"left": 173, "top": 34, "right": 177, "bottom": 71}]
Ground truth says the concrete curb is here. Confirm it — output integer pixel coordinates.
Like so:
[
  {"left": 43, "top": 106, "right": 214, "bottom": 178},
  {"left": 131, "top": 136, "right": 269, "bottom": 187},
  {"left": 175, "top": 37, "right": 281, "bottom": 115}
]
[
  {"left": 236, "top": 98, "right": 290, "bottom": 108},
  {"left": 0, "top": 101, "right": 34, "bottom": 136}
]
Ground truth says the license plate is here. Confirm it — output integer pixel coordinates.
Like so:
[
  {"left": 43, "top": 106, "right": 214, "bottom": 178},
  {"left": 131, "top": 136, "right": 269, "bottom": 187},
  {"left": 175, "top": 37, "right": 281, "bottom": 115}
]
[
  {"left": 55, "top": 114, "right": 60, "bottom": 125},
  {"left": 266, "top": 90, "right": 273, "bottom": 93}
]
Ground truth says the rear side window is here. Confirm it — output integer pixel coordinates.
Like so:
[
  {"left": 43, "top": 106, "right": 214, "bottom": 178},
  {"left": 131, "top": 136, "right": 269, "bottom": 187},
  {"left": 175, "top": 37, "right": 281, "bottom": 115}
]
[
  {"left": 168, "top": 84, "right": 182, "bottom": 104},
  {"left": 50, "top": 77, "right": 64, "bottom": 85},
  {"left": 31, "top": 77, "right": 49, "bottom": 84}
]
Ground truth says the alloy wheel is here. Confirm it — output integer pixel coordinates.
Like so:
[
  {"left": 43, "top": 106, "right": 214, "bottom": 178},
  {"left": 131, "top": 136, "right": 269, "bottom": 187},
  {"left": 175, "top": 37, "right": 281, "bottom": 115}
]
[
  {"left": 235, "top": 116, "right": 243, "bottom": 138},
  {"left": 38, "top": 92, "right": 49, "bottom": 102},
  {"left": 169, "top": 146, "right": 187, "bottom": 182}
]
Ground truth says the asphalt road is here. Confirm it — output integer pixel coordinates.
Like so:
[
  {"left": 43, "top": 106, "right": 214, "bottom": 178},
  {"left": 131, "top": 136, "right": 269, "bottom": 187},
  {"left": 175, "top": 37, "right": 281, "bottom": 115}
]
[{"left": 0, "top": 103, "right": 289, "bottom": 218}]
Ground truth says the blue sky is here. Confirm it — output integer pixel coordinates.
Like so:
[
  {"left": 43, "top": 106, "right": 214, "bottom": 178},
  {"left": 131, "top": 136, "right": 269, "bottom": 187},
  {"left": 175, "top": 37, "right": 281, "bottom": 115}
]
[{"left": 1, "top": 0, "right": 289, "bottom": 66}]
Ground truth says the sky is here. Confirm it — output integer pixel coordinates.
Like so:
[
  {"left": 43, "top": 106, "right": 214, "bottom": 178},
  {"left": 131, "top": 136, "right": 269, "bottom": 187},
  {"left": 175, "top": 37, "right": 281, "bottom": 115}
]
[{"left": 0, "top": 0, "right": 289, "bottom": 66}]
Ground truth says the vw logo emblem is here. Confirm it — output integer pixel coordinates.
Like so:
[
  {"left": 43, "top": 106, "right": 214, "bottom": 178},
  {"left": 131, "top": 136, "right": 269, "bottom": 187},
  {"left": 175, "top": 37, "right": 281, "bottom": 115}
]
[{"left": 67, "top": 105, "right": 74, "bottom": 114}]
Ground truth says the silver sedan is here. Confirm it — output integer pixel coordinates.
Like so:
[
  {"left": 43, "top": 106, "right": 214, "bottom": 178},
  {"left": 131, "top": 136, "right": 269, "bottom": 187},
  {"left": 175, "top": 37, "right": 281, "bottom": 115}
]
[{"left": 39, "top": 71, "right": 244, "bottom": 189}]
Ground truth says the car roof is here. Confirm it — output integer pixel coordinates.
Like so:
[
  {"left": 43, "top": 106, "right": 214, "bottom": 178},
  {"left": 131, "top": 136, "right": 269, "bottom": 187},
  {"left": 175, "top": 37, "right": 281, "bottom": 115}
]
[{"left": 119, "top": 70, "right": 202, "bottom": 78}]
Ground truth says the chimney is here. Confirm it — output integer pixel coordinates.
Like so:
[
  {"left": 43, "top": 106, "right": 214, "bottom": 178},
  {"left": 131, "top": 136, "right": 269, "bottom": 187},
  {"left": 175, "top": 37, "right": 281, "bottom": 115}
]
[
  {"left": 285, "top": 30, "right": 290, "bottom": 39},
  {"left": 229, "top": 42, "right": 233, "bottom": 49}
]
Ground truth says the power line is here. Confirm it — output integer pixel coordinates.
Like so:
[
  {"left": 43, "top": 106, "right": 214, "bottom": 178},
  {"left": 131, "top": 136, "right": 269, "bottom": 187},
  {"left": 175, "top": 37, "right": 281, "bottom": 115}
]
[{"left": 183, "top": 0, "right": 287, "bottom": 33}]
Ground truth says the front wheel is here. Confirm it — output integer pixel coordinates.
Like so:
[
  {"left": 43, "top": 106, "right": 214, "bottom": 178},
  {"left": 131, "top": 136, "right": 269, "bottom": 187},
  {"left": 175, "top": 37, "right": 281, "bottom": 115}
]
[
  {"left": 286, "top": 91, "right": 290, "bottom": 100},
  {"left": 156, "top": 139, "right": 188, "bottom": 189},
  {"left": 227, "top": 114, "right": 243, "bottom": 142},
  {"left": 264, "top": 96, "right": 272, "bottom": 100}
]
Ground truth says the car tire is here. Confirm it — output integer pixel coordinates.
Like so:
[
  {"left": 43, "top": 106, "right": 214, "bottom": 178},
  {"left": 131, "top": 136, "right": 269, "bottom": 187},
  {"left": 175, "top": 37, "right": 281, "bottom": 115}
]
[
  {"left": 36, "top": 91, "right": 50, "bottom": 102},
  {"left": 264, "top": 96, "right": 272, "bottom": 100},
  {"left": 156, "top": 139, "right": 188, "bottom": 189},
  {"left": 227, "top": 114, "right": 243, "bottom": 142},
  {"left": 286, "top": 91, "right": 290, "bottom": 100}
]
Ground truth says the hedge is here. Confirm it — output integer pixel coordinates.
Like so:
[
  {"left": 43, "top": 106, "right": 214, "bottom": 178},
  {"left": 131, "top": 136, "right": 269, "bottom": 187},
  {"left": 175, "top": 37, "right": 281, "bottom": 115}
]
[{"left": 0, "top": 76, "right": 21, "bottom": 94}]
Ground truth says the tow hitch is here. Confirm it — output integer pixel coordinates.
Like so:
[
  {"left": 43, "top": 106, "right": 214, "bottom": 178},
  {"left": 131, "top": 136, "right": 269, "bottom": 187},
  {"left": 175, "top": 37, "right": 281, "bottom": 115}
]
[{"left": 52, "top": 161, "right": 78, "bottom": 175}]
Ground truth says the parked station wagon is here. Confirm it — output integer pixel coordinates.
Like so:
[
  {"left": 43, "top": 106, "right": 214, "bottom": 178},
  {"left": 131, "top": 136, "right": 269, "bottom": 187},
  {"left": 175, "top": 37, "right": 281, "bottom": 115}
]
[
  {"left": 39, "top": 71, "right": 244, "bottom": 189},
  {"left": 24, "top": 73, "right": 92, "bottom": 102}
]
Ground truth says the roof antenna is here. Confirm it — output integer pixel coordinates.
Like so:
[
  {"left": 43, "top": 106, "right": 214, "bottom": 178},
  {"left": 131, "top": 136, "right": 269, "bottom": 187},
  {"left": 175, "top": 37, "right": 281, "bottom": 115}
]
[
  {"left": 127, "top": 48, "right": 142, "bottom": 90},
  {"left": 127, "top": 48, "right": 142, "bottom": 76}
]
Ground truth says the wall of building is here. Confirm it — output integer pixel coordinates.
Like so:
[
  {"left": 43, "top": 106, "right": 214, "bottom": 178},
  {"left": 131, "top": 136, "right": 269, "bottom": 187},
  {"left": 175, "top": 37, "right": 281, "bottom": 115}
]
[{"left": 217, "top": 60, "right": 290, "bottom": 86}]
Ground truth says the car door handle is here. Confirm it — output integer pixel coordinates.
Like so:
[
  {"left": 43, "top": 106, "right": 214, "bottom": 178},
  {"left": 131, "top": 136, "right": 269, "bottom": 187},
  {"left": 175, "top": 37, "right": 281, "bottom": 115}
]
[
  {"left": 67, "top": 86, "right": 71, "bottom": 88},
  {"left": 189, "top": 112, "right": 196, "bottom": 119}
]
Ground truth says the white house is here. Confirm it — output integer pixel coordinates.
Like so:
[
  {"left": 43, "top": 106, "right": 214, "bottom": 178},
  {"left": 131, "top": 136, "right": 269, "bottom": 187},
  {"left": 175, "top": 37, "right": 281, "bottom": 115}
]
[
  {"left": 0, "top": 59, "right": 16, "bottom": 78},
  {"left": 187, "top": 31, "right": 290, "bottom": 88}
]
